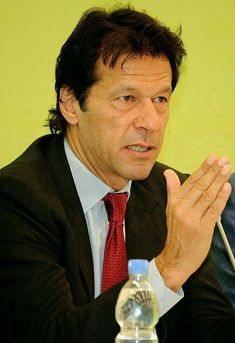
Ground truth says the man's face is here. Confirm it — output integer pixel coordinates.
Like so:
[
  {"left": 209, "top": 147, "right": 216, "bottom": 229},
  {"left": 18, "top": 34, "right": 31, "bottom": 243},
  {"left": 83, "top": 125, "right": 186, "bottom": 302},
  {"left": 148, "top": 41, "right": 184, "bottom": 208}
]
[{"left": 66, "top": 54, "right": 172, "bottom": 190}]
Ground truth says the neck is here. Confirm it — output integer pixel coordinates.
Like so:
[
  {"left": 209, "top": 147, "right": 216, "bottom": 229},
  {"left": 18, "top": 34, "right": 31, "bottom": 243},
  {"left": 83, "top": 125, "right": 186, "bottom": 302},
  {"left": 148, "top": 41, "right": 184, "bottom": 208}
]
[{"left": 65, "top": 129, "right": 129, "bottom": 191}]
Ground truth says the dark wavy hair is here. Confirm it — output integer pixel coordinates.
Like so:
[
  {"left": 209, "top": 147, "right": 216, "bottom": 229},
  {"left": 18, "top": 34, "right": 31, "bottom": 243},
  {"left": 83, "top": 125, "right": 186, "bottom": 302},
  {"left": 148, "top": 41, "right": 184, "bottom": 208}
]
[{"left": 48, "top": 6, "right": 186, "bottom": 134}]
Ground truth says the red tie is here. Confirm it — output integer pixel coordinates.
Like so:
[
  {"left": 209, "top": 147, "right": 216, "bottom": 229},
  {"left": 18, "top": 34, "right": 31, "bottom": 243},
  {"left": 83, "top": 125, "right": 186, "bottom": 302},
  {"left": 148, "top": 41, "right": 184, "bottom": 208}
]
[{"left": 101, "top": 192, "right": 128, "bottom": 292}]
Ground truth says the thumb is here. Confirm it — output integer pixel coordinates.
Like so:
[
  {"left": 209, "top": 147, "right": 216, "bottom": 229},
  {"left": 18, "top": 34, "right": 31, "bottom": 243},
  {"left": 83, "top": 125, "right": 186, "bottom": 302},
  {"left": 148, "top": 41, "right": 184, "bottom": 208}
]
[{"left": 164, "top": 169, "right": 181, "bottom": 198}]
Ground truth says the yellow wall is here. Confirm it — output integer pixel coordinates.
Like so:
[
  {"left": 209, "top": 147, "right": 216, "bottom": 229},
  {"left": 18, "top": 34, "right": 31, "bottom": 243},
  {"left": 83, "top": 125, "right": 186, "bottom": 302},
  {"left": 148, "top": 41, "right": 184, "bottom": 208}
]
[{"left": 1, "top": 0, "right": 234, "bottom": 173}]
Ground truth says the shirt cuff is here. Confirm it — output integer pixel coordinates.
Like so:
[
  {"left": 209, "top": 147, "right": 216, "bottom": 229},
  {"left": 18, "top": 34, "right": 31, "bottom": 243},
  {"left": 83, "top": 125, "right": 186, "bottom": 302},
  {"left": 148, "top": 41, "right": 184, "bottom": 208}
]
[{"left": 148, "top": 258, "right": 184, "bottom": 317}]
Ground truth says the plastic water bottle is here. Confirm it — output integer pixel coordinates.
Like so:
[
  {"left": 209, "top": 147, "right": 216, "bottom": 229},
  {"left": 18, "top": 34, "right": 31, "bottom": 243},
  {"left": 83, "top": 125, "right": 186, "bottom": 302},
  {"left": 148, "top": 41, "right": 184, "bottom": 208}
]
[{"left": 115, "top": 259, "right": 159, "bottom": 343}]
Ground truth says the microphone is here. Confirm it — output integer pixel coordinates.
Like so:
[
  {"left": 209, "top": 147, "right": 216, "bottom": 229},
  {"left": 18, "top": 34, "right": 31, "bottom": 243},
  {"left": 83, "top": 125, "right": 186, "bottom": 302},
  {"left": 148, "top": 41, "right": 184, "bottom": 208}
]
[{"left": 216, "top": 216, "right": 235, "bottom": 271}]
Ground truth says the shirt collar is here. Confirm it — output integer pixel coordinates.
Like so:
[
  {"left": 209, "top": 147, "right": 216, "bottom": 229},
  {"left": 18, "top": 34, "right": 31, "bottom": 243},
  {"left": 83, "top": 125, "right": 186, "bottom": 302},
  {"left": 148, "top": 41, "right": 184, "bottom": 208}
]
[{"left": 64, "top": 138, "right": 131, "bottom": 213}]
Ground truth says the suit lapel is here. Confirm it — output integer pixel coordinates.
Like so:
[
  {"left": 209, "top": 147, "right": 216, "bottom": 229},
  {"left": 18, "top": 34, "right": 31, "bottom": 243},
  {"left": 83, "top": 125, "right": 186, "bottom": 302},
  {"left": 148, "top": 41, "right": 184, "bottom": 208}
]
[
  {"left": 44, "top": 135, "right": 94, "bottom": 300},
  {"left": 126, "top": 180, "right": 167, "bottom": 260}
]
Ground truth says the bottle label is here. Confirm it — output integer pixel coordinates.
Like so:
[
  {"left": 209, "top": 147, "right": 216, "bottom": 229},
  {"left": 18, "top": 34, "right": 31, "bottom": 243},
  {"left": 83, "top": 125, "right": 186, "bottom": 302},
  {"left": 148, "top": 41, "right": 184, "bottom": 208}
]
[{"left": 121, "top": 289, "right": 157, "bottom": 327}]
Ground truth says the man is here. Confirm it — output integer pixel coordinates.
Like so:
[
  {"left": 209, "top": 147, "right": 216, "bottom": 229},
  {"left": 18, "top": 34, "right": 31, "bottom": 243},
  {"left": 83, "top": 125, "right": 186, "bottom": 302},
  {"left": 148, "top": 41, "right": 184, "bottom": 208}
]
[
  {"left": 0, "top": 6, "right": 234, "bottom": 343},
  {"left": 211, "top": 173, "right": 235, "bottom": 307}
]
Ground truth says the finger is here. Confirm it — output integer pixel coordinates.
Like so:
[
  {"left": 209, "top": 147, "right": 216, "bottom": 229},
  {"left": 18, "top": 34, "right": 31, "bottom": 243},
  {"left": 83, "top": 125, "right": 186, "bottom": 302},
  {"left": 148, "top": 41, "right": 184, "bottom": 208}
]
[
  {"left": 176, "top": 155, "right": 218, "bottom": 198},
  {"left": 193, "top": 163, "right": 232, "bottom": 214},
  {"left": 179, "top": 155, "right": 229, "bottom": 200},
  {"left": 203, "top": 182, "right": 232, "bottom": 226},
  {"left": 164, "top": 169, "right": 181, "bottom": 198},
  {"left": 183, "top": 160, "right": 232, "bottom": 211}
]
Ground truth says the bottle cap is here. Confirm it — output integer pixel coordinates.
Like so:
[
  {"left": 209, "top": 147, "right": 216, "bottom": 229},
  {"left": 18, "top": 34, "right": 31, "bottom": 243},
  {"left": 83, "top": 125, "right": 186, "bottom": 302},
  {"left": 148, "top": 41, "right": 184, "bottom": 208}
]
[{"left": 128, "top": 259, "right": 148, "bottom": 274}]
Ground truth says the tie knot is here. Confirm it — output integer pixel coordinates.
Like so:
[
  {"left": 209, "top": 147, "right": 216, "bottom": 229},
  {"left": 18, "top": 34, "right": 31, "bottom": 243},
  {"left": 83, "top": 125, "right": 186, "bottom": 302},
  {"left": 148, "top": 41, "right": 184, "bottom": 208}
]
[{"left": 103, "top": 192, "right": 128, "bottom": 222}]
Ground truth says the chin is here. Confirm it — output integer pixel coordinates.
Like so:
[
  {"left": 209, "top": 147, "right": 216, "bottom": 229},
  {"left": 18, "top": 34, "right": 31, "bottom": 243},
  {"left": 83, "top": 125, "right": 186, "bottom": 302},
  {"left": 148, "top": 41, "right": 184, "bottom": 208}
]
[{"left": 126, "top": 168, "right": 153, "bottom": 181}]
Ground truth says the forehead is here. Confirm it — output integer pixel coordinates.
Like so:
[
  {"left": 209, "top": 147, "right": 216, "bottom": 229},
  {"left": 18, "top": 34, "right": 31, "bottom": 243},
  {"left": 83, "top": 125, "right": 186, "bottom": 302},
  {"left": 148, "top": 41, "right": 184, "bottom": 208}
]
[{"left": 95, "top": 54, "right": 172, "bottom": 88}]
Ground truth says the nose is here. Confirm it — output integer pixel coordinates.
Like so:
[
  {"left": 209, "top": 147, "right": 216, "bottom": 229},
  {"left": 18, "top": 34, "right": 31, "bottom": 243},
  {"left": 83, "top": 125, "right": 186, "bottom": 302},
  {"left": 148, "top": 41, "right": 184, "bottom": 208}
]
[{"left": 134, "top": 98, "right": 162, "bottom": 132}]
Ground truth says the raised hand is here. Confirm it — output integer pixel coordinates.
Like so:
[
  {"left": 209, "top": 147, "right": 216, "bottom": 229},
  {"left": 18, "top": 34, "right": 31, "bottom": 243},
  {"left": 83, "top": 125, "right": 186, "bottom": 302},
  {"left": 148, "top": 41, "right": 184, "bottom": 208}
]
[{"left": 155, "top": 155, "right": 232, "bottom": 291}]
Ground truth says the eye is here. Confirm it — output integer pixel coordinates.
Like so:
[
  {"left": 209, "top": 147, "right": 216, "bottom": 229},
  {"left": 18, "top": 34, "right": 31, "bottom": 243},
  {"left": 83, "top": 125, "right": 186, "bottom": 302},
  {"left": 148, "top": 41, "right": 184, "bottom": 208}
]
[
  {"left": 153, "top": 96, "right": 168, "bottom": 103},
  {"left": 118, "top": 95, "right": 136, "bottom": 102}
]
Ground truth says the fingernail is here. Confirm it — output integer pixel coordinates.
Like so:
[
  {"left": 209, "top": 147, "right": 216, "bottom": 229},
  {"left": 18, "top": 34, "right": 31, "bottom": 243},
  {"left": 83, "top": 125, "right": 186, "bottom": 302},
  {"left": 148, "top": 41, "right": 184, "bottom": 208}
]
[
  {"left": 218, "top": 156, "right": 229, "bottom": 167},
  {"left": 207, "top": 155, "right": 217, "bottom": 165},
  {"left": 220, "top": 165, "right": 230, "bottom": 176},
  {"left": 222, "top": 182, "right": 231, "bottom": 193}
]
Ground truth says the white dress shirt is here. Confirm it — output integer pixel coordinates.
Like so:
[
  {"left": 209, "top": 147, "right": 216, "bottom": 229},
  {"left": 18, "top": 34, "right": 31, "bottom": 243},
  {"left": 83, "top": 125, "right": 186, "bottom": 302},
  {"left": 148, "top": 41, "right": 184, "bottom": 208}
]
[{"left": 64, "top": 138, "right": 183, "bottom": 317}]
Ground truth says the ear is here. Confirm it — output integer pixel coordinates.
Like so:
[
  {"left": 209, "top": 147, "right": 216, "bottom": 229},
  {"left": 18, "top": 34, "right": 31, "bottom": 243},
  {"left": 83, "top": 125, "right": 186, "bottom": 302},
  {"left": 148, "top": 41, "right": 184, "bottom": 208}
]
[{"left": 59, "top": 87, "right": 80, "bottom": 125}]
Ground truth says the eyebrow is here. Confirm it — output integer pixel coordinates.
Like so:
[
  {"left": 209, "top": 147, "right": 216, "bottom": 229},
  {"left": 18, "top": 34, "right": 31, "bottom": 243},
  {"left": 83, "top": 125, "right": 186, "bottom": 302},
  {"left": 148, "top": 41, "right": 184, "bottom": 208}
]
[{"left": 112, "top": 84, "right": 172, "bottom": 96}]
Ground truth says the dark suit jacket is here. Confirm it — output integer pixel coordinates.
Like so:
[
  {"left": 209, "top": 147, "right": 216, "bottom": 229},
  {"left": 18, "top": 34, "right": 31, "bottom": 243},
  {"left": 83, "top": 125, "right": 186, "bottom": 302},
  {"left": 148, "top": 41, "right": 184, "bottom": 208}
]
[
  {"left": 0, "top": 134, "right": 235, "bottom": 343},
  {"left": 211, "top": 173, "right": 235, "bottom": 307}
]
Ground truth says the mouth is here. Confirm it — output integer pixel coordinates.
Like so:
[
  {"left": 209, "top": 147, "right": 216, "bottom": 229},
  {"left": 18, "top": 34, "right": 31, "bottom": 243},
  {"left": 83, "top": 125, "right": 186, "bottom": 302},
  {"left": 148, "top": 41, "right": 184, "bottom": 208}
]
[
  {"left": 127, "top": 145, "right": 152, "bottom": 153},
  {"left": 125, "top": 144, "right": 157, "bottom": 164},
  {"left": 127, "top": 143, "right": 154, "bottom": 153}
]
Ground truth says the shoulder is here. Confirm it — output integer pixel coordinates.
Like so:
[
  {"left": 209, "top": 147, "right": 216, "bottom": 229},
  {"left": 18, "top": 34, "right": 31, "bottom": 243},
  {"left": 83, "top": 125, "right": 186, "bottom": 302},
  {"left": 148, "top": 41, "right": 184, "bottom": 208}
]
[
  {"left": 0, "top": 134, "right": 64, "bottom": 179},
  {"left": 0, "top": 134, "right": 65, "bottom": 207},
  {"left": 229, "top": 173, "right": 235, "bottom": 188},
  {"left": 223, "top": 172, "right": 235, "bottom": 209},
  {"left": 225, "top": 173, "right": 235, "bottom": 205},
  {"left": 0, "top": 134, "right": 64, "bottom": 177}
]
